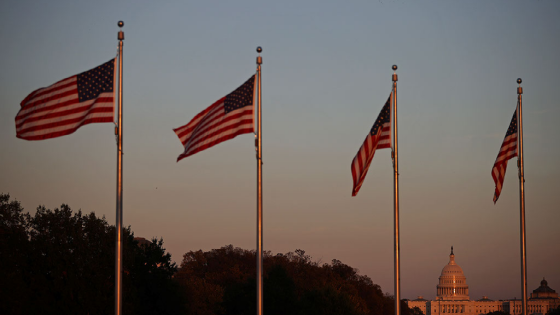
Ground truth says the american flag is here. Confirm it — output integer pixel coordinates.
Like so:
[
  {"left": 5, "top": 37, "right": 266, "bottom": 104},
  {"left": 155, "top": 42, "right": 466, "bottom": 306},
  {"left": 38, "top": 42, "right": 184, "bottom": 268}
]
[
  {"left": 492, "top": 107, "right": 518, "bottom": 203},
  {"left": 351, "top": 94, "right": 392, "bottom": 196},
  {"left": 174, "top": 75, "right": 255, "bottom": 162},
  {"left": 15, "top": 59, "right": 115, "bottom": 141}
]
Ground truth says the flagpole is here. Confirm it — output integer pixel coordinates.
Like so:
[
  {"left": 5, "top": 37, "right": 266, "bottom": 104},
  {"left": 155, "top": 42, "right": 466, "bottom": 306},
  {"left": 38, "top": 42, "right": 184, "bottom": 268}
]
[
  {"left": 115, "top": 21, "right": 124, "bottom": 315},
  {"left": 256, "top": 46, "right": 264, "bottom": 315},
  {"left": 517, "top": 78, "right": 527, "bottom": 315},
  {"left": 391, "top": 65, "right": 401, "bottom": 315}
]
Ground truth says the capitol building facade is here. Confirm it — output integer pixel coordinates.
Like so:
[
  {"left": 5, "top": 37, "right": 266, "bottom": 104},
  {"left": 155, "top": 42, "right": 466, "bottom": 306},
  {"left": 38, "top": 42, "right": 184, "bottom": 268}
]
[{"left": 406, "top": 248, "right": 560, "bottom": 315}]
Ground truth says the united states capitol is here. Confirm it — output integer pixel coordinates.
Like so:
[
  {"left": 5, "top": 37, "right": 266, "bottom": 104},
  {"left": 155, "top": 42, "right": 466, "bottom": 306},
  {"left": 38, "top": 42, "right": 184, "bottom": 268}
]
[{"left": 406, "top": 248, "right": 559, "bottom": 315}]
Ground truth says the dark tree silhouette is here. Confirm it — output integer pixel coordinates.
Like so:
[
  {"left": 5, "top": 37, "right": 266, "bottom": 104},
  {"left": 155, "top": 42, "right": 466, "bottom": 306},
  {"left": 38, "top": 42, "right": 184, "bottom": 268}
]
[
  {"left": 176, "top": 245, "right": 410, "bottom": 315},
  {"left": 2, "top": 194, "right": 411, "bottom": 315},
  {"left": 0, "top": 193, "right": 185, "bottom": 315},
  {"left": 0, "top": 194, "right": 31, "bottom": 314}
]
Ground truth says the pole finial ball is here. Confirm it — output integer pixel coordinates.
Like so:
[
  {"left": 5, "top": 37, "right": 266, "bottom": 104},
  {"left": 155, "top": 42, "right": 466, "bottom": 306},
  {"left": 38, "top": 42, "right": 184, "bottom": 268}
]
[
  {"left": 392, "top": 65, "right": 398, "bottom": 71},
  {"left": 118, "top": 21, "right": 124, "bottom": 28},
  {"left": 256, "top": 46, "right": 262, "bottom": 53},
  {"left": 517, "top": 78, "right": 522, "bottom": 84}
]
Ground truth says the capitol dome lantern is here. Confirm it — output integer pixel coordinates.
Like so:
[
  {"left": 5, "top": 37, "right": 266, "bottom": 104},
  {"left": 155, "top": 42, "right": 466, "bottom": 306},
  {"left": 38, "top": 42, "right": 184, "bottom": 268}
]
[{"left": 436, "top": 246, "right": 470, "bottom": 301}]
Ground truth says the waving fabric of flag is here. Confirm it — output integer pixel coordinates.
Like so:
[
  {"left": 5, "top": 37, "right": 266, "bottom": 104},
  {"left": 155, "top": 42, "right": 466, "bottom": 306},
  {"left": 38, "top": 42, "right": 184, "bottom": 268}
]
[
  {"left": 15, "top": 59, "right": 115, "bottom": 141},
  {"left": 174, "top": 75, "right": 255, "bottom": 162},
  {"left": 492, "top": 107, "right": 518, "bottom": 203},
  {"left": 351, "top": 94, "right": 392, "bottom": 196}
]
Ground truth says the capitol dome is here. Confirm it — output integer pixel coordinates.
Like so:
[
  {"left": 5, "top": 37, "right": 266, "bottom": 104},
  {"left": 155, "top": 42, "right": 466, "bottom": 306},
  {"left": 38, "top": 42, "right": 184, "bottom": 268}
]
[{"left": 436, "top": 247, "right": 469, "bottom": 301}]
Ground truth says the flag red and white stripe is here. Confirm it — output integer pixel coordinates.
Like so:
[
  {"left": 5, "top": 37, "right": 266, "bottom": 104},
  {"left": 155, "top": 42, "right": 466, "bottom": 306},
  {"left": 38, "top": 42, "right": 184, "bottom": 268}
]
[
  {"left": 15, "top": 59, "right": 115, "bottom": 141},
  {"left": 174, "top": 75, "right": 255, "bottom": 162},
  {"left": 492, "top": 107, "right": 518, "bottom": 203},
  {"left": 351, "top": 94, "right": 392, "bottom": 196}
]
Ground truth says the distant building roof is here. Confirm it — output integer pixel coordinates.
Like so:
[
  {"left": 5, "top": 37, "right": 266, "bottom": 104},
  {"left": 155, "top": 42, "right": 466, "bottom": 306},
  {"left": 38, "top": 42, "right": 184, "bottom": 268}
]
[
  {"left": 134, "top": 237, "right": 151, "bottom": 247},
  {"left": 530, "top": 278, "right": 559, "bottom": 300}
]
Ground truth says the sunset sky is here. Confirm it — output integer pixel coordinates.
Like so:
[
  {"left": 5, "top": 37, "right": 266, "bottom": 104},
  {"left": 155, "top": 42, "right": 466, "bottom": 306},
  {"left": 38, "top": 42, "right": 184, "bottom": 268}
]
[{"left": 1, "top": 0, "right": 559, "bottom": 300}]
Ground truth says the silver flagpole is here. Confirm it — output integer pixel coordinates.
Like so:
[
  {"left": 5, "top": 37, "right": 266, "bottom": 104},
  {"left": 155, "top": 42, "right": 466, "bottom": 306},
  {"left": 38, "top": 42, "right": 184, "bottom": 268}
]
[
  {"left": 392, "top": 65, "right": 401, "bottom": 315},
  {"left": 115, "top": 21, "right": 124, "bottom": 315},
  {"left": 517, "top": 78, "right": 527, "bottom": 315},
  {"left": 256, "top": 46, "right": 264, "bottom": 315}
]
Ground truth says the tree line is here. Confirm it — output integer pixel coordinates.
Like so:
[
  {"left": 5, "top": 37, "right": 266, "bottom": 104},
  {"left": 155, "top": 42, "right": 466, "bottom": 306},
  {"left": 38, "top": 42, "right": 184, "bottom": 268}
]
[{"left": 1, "top": 193, "right": 414, "bottom": 315}]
